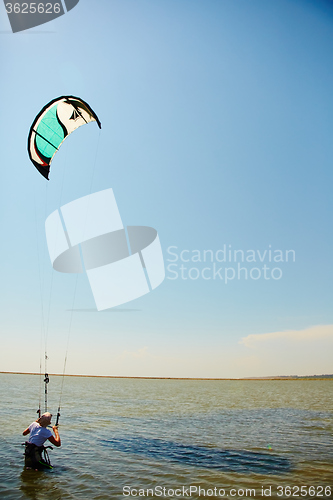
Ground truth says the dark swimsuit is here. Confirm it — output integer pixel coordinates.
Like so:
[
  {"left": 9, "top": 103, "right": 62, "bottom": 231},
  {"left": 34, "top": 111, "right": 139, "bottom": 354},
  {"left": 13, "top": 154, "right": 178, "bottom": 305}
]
[{"left": 24, "top": 442, "right": 53, "bottom": 469}]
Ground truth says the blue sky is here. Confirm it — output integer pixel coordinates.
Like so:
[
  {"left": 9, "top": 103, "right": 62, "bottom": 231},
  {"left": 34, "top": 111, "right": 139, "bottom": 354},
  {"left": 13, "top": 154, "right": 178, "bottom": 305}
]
[{"left": 0, "top": 0, "right": 332, "bottom": 378}]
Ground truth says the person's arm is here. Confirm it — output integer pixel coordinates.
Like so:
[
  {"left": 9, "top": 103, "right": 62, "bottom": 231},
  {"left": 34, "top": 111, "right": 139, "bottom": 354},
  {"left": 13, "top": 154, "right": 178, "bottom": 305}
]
[
  {"left": 48, "top": 426, "right": 61, "bottom": 447},
  {"left": 23, "top": 427, "right": 30, "bottom": 436}
]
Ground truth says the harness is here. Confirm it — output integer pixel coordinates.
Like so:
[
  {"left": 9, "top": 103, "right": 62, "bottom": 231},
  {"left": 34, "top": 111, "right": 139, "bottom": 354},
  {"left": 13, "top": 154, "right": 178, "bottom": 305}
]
[{"left": 23, "top": 441, "right": 53, "bottom": 470}]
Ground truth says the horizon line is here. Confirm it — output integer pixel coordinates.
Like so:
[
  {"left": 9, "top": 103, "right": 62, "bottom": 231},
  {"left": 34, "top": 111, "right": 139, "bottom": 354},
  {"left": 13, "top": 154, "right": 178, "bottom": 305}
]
[{"left": 0, "top": 371, "right": 332, "bottom": 381}]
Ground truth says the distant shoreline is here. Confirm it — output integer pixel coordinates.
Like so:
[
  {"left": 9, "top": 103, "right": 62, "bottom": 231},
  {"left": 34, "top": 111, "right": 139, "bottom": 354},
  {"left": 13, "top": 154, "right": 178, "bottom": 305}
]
[{"left": 0, "top": 371, "right": 332, "bottom": 380}]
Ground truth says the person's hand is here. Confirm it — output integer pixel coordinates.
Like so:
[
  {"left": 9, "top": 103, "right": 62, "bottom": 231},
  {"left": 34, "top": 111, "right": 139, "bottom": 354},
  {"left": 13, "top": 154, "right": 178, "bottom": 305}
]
[{"left": 52, "top": 425, "right": 59, "bottom": 432}]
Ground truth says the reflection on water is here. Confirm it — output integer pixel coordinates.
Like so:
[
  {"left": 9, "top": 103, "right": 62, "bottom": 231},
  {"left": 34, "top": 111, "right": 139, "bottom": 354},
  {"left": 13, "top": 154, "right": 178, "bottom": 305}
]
[
  {"left": 20, "top": 469, "right": 58, "bottom": 500},
  {"left": 101, "top": 436, "right": 292, "bottom": 474}
]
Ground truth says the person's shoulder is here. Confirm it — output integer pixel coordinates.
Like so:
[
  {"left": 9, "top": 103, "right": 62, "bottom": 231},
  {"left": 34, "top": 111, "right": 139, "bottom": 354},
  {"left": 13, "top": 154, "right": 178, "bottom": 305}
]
[{"left": 29, "top": 421, "right": 39, "bottom": 431}]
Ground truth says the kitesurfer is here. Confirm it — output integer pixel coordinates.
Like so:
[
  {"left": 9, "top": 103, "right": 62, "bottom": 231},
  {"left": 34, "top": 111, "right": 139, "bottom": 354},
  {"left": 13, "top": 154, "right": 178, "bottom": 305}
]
[{"left": 23, "top": 412, "right": 61, "bottom": 469}]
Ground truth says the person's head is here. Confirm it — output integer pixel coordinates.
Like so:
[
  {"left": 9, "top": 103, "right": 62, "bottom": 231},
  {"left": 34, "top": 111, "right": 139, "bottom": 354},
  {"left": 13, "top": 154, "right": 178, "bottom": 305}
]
[{"left": 37, "top": 412, "right": 52, "bottom": 427}]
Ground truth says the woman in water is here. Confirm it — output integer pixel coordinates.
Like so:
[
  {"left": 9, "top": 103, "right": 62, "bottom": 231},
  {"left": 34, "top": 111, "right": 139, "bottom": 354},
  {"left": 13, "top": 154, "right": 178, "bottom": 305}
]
[{"left": 23, "top": 412, "right": 61, "bottom": 469}]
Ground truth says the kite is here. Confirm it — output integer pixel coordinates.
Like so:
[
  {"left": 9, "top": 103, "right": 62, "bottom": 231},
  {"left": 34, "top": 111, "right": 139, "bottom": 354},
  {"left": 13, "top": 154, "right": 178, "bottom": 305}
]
[{"left": 28, "top": 96, "right": 101, "bottom": 180}]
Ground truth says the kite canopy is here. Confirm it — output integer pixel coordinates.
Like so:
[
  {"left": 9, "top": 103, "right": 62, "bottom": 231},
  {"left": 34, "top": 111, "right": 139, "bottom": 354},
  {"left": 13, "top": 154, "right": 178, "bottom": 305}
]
[{"left": 28, "top": 96, "right": 101, "bottom": 180}]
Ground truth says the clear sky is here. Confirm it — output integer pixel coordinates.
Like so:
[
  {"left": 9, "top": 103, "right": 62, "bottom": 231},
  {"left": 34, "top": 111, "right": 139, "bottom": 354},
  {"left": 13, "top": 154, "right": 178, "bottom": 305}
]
[{"left": 0, "top": 0, "right": 332, "bottom": 378}]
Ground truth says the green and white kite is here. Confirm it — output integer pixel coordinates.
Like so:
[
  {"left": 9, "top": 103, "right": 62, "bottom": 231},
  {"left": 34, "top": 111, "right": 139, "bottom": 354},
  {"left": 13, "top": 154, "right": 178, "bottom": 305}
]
[{"left": 28, "top": 96, "right": 101, "bottom": 180}]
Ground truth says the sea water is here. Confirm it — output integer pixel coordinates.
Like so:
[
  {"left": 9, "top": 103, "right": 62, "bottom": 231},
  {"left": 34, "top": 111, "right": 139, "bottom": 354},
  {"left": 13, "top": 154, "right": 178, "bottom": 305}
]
[{"left": 0, "top": 374, "right": 332, "bottom": 499}]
